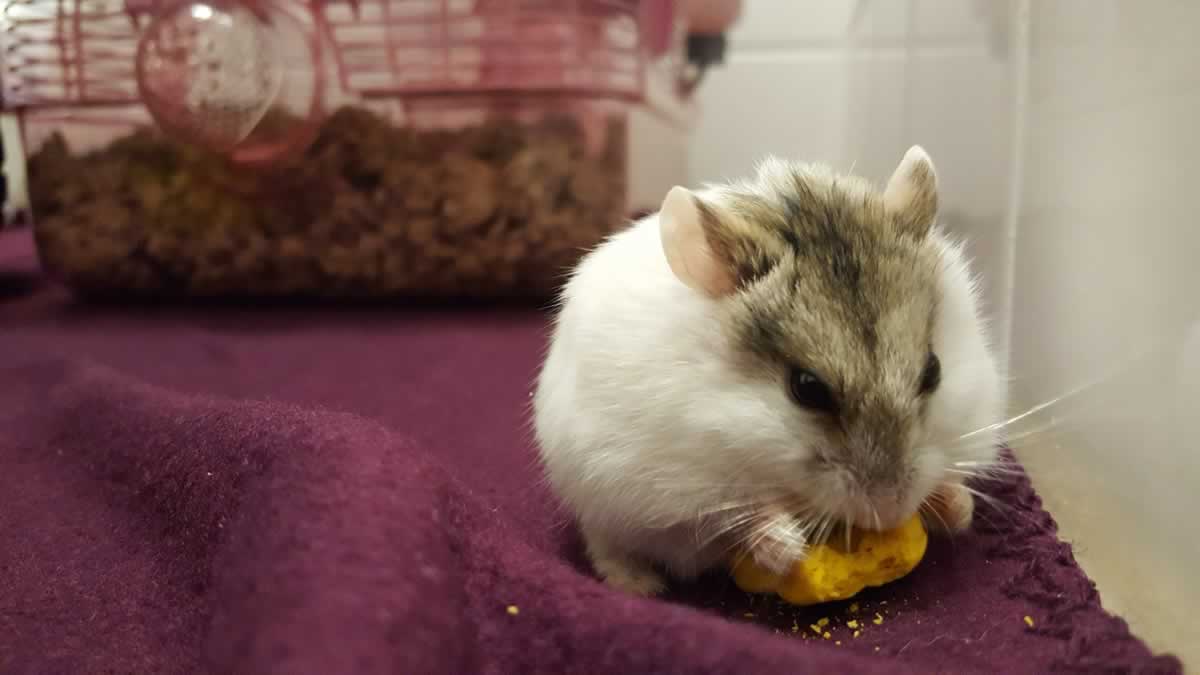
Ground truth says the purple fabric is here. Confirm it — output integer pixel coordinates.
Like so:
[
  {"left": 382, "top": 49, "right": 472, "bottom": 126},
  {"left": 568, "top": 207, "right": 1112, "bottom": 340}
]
[{"left": 0, "top": 229, "right": 1183, "bottom": 674}]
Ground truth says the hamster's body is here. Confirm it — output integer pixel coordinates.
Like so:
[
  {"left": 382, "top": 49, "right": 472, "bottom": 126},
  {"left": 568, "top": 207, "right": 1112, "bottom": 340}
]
[
  {"left": 535, "top": 214, "right": 746, "bottom": 587},
  {"left": 533, "top": 149, "right": 1005, "bottom": 595}
]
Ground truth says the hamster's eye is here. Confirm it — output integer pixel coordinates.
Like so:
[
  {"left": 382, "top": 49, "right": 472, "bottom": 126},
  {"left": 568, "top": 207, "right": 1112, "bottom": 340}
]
[
  {"left": 788, "top": 368, "right": 837, "bottom": 412},
  {"left": 919, "top": 352, "right": 941, "bottom": 395}
]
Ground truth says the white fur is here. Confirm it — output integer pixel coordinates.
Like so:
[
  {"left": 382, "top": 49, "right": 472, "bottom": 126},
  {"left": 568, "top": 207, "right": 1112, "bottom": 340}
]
[{"left": 533, "top": 186, "right": 1004, "bottom": 586}]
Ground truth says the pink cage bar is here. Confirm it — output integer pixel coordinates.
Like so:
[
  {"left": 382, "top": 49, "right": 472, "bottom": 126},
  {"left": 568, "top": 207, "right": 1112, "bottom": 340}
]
[{"left": 0, "top": 0, "right": 679, "bottom": 113}]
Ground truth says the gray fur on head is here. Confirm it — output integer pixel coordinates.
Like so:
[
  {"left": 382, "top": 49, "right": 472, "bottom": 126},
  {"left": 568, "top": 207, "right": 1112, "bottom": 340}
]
[{"left": 695, "top": 155, "right": 943, "bottom": 492}]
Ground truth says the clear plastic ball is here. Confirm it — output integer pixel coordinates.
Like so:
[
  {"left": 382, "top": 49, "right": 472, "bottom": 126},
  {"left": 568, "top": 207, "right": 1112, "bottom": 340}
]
[{"left": 136, "top": 0, "right": 324, "bottom": 165}]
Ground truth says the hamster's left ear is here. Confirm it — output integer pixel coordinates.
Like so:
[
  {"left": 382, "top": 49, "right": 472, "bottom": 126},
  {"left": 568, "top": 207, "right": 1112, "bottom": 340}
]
[{"left": 884, "top": 145, "right": 939, "bottom": 238}]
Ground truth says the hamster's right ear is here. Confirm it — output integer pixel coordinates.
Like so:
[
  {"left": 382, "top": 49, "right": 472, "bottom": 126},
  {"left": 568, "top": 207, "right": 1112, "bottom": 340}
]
[
  {"left": 884, "top": 145, "right": 939, "bottom": 238},
  {"left": 659, "top": 186, "right": 737, "bottom": 297}
]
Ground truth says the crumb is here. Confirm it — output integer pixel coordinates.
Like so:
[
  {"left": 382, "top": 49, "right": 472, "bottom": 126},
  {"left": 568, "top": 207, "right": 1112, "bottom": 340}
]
[
  {"left": 873, "top": 613, "right": 884, "bottom": 625},
  {"left": 849, "top": 602, "right": 861, "bottom": 613},
  {"left": 744, "top": 612, "right": 755, "bottom": 618},
  {"left": 847, "top": 620, "right": 860, "bottom": 629},
  {"left": 853, "top": 630, "right": 861, "bottom": 638},
  {"left": 506, "top": 605, "right": 520, "bottom": 616},
  {"left": 1024, "top": 615, "right": 1035, "bottom": 628},
  {"left": 792, "top": 620, "right": 800, "bottom": 633},
  {"left": 810, "top": 624, "right": 822, "bottom": 634},
  {"left": 823, "top": 632, "right": 831, "bottom": 639},
  {"left": 874, "top": 646, "right": 881, "bottom": 652},
  {"left": 880, "top": 601, "right": 887, "bottom": 605},
  {"left": 835, "top": 641, "right": 842, "bottom": 646},
  {"left": 817, "top": 617, "right": 830, "bottom": 627}
]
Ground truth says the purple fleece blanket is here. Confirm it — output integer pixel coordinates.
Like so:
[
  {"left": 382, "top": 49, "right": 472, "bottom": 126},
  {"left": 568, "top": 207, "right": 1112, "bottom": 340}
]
[{"left": 0, "top": 230, "right": 1183, "bottom": 674}]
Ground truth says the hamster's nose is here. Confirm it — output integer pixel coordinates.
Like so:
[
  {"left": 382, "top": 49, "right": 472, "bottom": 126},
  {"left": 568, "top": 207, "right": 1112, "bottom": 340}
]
[{"left": 847, "top": 489, "right": 907, "bottom": 531}]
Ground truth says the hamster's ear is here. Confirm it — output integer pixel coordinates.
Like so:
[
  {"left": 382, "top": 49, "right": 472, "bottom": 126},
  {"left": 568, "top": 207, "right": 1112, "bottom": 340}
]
[
  {"left": 659, "top": 186, "right": 737, "bottom": 297},
  {"left": 883, "top": 145, "right": 939, "bottom": 238}
]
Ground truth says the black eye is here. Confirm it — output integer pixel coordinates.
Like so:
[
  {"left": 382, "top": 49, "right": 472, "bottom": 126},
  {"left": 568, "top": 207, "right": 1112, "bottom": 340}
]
[
  {"left": 788, "top": 368, "right": 837, "bottom": 412},
  {"left": 919, "top": 352, "right": 941, "bottom": 395}
]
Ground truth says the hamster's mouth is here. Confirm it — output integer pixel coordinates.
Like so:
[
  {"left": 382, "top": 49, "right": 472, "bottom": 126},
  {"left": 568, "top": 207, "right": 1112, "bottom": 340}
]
[
  {"left": 822, "top": 522, "right": 871, "bottom": 552},
  {"left": 841, "top": 499, "right": 914, "bottom": 533}
]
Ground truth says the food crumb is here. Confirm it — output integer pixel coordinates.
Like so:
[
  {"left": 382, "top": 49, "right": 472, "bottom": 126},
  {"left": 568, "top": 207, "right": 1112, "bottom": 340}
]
[
  {"left": 810, "top": 624, "right": 822, "bottom": 634},
  {"left": 817, "top": 617, "right": 830, "bottom": 627},
  {"left": 874, "top": 646, "right": 881, "bottom": 652},
  {"left": 744, "top": 612, "right": 755, "bottom": 618},
  {"left": 847, "top": 620, "right": 860, "bottom": 629},
  {"left": 873, "top": 613, "right": 884, "bottom": 625},
  {"left": 853, "top": 630, "right": 861, "bottom": 638},
  {"left": 823, "top": 632, "right": 831, "bottom": 640},
  {"left": 849, "top": 602, "right": 861, "bottom": 613},
  {"left": 835, "top": 641, "right": 842, "bottom": 646},
  {"left": 1024, "top": 615, "right": 1035, "bottom": 628},
  {"left": 506, "top": 605, "right": 520, "bottom": 616}
]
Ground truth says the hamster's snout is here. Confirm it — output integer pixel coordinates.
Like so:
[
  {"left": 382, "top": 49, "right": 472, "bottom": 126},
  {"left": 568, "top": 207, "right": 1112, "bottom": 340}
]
[
  {"left": 844, "top": 487, "right": 912, "bottom": 532},
  {"left": 835, "top": 441, "right": 920, "bottom": 530}
]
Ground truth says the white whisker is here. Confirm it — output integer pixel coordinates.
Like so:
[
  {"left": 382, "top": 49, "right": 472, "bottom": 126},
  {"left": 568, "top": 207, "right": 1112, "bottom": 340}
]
[
  {"left": 956, "top": 327, "right": 1191, "bottom": 444},
  {"left": 919, "top": 498, "right": 951, "bottom": 535}
]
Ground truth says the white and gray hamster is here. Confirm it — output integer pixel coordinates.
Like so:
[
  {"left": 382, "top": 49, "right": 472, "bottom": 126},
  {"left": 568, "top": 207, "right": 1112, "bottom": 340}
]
[{"left": 533, "top": 147, "right": 1005, "bottom": 595}]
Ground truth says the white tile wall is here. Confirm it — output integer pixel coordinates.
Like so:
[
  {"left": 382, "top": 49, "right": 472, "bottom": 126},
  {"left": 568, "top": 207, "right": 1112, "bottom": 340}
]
[
  {"left": 690, "top": 54, "right": 850, "bottom": 185},
  {"left": 911, "top": 0, "right": 991, "bottom": 40},
  {"left": 729, "top": 0, "right": 857, "bottom": 44}
]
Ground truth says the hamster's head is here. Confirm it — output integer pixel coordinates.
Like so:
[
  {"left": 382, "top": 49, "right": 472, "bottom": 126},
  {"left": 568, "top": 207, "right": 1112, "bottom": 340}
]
[{"left": 659, "top": 146, "right": 1003, "bottom": 532}]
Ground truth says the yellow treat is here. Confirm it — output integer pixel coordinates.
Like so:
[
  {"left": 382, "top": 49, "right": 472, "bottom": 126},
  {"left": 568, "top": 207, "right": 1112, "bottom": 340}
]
[{"left": 731, "top": 514, "right": 928, "bottom": 606}]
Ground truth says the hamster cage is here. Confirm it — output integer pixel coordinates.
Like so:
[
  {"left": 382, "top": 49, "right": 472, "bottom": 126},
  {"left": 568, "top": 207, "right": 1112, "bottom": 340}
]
[{"left": 0, "top": 0, "right": 691, "bottom": 297}]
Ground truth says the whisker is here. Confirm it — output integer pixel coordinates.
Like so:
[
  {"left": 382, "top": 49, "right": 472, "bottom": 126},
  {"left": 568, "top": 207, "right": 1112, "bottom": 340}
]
[
  {"left": 815, "top": 512, "right": 836, "bottom": 546},
  {"left": 944, "top": 467, "right": 1022, "bottom": 483},
  {"left": 959, "top": 484, "right": 1043, "bottom": 532},
  {"left": 728, "top": 520, "right": 773, "bottom": 566},
  {"left": 697, "top": 510, "right": 759, "bottom": 549},
  {"left": 699, "top": 504, "right": 780, "bottom": 550},
  {"left": 694, "top": 497, "right": 763, "bottom": 519},
  {"left": 919, "top": 499, "right": 952, "bottom": 537},
  {"left": 959, "top": 485, "right": 1008, "bottom": 510},
  {"left": 949, "top": 463, "right": 1024, "bottom": 477},
  {"left": 956, "top": 327, "right": 1194, "bottom": 444},
  {"left": 954, "top": 459, "right": 1021, "bottom": 468}
]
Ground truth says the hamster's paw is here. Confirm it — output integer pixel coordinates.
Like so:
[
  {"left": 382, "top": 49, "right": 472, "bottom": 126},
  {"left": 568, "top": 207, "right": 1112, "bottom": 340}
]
[
  {"left": 584, "top": 532, "right": 666, "bottom": 596},
  {"left": 924, "top": 481, "right": 974, "bottom": 533},
  {"left": 748, "top": 514, "right": 809, "bottom": 575},
  {"left": 594, "top": 558, "right": 667, "bottom": 596}
]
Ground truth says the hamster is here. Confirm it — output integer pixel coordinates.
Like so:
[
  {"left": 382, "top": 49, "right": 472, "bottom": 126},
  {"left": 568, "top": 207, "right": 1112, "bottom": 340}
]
[{"left": 532, "top": 147, "right": 1005, "bottom": 595}]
